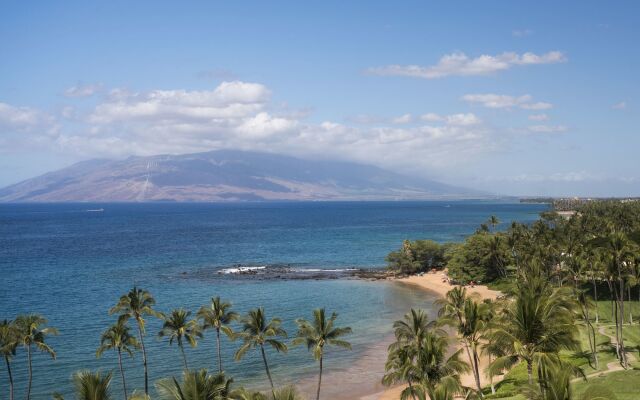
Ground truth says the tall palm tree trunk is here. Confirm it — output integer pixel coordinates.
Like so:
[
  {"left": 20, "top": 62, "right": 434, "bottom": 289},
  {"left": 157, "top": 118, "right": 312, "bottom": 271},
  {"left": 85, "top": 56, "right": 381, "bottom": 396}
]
[
  {"left": 26, "top": 344, "right": 32, "bottom": 400},
  {"left": 616, "top": 262, "right": 628, "bottom": 368},
  {"left": 260, "top": 345, "right": 276, "bottom": 398},
  {"left": 316, "top": 354, "right": 323, "bottom": 400},
  {"left": 136, "top": 322, "right": 149, "bottom": 395},
  {"left": 463, "top": 341, "right": 481, "bottom": 393},
  {"left": 628, "top": 285, "right": 633, "bottom": 324},
  {"left": 117, "top": 348, "right": 128, "bottom": 400},
  {"left": 472, "top": 348, "right": 482, "bottom": 395},
  {"left": 216, "top": 328, "right": 223, "bottom": 373},
  {"left": 584, "top": 305, "right": 599, "bottom": 370},
  {"left": 526, "top": 359, "right": 533, "bottom": 386},
  {"left": 179, "top": 342, "right": 189, "bottom": 370},
  {"left": 5, "top": 355, "right": 14, "bottom": 400},
  {"left": 591, "top": 272, "right": 599, "bottom": 323}
]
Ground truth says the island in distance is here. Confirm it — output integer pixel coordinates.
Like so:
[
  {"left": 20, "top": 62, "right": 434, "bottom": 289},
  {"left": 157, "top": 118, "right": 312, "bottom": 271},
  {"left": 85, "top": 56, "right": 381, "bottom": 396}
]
[{"left": 0, "top": 150, "right": 490, "bottom": 202}]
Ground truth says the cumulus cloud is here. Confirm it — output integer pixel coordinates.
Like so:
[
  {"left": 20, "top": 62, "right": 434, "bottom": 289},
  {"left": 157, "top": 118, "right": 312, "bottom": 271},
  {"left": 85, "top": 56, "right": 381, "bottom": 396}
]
[
  {"left": 392, "top": 113, "right": 412, "bottom": 124},
  {"left": 527, "top": 125, "right": 567, "bottom": 133},
  {"left": 0, "top": 102, "right": 57, "bottom": 134},
  {"left": 462, "top": 93, "right": 553, "bottom": 110},
  {"left": 1, "top": 80, "right": 569, "bottom": 176},
  {"left": 366, "top": 51, "right": 566, "bottom": 79},
  {"left": 420, "top": 113, "right": 443, "bottom": 122},
  {"left": 64, "top": 83, "right": 103, "bottom": 98},
  {"left": 88, "top": 81, "right": 271, "bottom": 124},
  {"left": 528, "top": 114, "right": 549, "bottom": 121}
]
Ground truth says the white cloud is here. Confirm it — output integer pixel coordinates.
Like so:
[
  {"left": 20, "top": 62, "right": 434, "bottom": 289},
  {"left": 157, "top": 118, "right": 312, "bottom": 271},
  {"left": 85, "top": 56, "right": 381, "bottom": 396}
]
[
  {"left": 3, "top": 81, "right": 572, "bottom": 178},
  {"left": 392, "top": 113, "right": 412, "bottom": 124},
  {"left": 366, "top": 51, "right": 566, "bottom": 79},
  {"left": 89, "top": 81, "right": 271, "bottom": 124},
  {"left": 528, "top": 114, "right": 549, "bottom": 121},
  {"left": 420, "top": 113, "right": 443, "bottom": 122},
  {"left": 497, "top": 171, "right": 603, "bottom": 183},
  {"left": 512, "top": 29, "right": 534, "bottom": 37},
  {"left": 520, "top": 102, "right": 553, "bottom": 110},
  {"left": 527, "top": 125, "right": 567, "bottom": 133},
  {"left": 612, "top": 101, "right": 627, "bottom": 110},
  {"left": 446, "top": 113, "right": 481, "bottom": 126},
  {"left": 64, "top": 83, "right": 103, "bottom": 98},
  {"left": 462, "top": 93, "right": 553, "bottom": 110},
  {"left": 235, "top": 112, "right": 298, "bottom": 138},
  {"left": 0, "top": 102, "right": 57, "bottom": 135}
]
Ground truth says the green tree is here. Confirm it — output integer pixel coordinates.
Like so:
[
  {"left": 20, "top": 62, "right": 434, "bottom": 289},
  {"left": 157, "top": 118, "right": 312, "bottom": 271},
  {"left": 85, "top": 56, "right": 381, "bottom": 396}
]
[
  {"left": 447, "top": 233, "right": 510, "bottom": 283},
  {"left": 487, "top": 215, "right": 500, "bottom": 232},
  {"left": 292, "top": 309, "right": 352, "bottom": 400},
  {"left": 386, "top": 240, "right": 447, "bottom": 274},
  {"left": 384, "top": 309, "right": 468, "bottom": 399},
  {"left": 156, "top": 369, "right": 233, "bottom": 400},
  {"left": 96, "top": 321, "right": 140, "bottom": 400},
  {"left": 73, "top": 370, "right": 113, "bottom": 400},
  {"left": 197, "top": 297, "right": 238, "bottom": 373},
  {"left": 109, "top": 286, "right": 161, "bottom": 395},
  {"left": 234, "top": 308, "right": 287, "bottom": 398},
  {"left": 436, "top": 288, "right": 490, "bottom": 394},
  {"left": 489, "top": 266, "right": 579, "bottom": 387},
  {"left": 159, "top": 309, "right": 202, "bottom": 370},
  {"left": 0, "top": 319, "right": 18, "bottom": 400},
  {"left": 14, "top": 314, "right": 58, "bottom": 400}
]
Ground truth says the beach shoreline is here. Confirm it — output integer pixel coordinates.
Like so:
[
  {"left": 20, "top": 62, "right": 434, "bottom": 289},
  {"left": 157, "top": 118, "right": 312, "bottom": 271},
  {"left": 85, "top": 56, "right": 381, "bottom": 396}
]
[{"left": 358, "top": 271, "right": 502, "bottom": 400}]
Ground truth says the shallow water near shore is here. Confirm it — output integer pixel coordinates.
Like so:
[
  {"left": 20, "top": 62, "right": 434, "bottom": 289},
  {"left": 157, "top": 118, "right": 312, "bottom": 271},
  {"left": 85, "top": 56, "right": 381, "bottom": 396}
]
[{"left": 0, "top": 201, "right": 546, "bottom": 399}]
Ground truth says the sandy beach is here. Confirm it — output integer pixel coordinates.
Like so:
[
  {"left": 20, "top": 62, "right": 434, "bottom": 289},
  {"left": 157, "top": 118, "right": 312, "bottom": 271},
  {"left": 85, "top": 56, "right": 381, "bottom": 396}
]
[{"left": 360, "top": 271, "right": 502, "bottom": 400}]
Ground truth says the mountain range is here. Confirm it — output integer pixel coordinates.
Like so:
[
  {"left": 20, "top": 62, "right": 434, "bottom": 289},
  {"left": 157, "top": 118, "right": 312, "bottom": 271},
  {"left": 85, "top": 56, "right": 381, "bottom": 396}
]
[{"left": 0, "top": 150, "right": 488, "bottom": 202}]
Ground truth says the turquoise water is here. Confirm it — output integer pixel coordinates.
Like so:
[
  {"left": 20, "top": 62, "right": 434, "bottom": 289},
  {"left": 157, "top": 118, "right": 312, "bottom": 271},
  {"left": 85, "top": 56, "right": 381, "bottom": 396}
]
[{"left": 0, "top": 201, "right": 546, "bottom": 398}]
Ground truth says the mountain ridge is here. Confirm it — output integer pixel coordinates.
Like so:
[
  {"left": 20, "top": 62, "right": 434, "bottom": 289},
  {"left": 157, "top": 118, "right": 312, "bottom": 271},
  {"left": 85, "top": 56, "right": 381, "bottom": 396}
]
[{"left": 0, "top": 150, "right": 490, "bottom": 202}]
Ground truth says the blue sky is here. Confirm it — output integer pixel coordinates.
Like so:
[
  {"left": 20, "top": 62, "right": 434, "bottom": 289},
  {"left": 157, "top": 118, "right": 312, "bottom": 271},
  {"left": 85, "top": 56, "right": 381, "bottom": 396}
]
[{"left": 1, "top": 1, "right": 638, "bottom": 196}]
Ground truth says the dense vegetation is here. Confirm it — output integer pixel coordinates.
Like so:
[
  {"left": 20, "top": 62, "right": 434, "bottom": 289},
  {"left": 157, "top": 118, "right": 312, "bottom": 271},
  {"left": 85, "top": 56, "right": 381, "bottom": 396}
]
[{"left": 384, "top": 200, "right": 640, "bottom": 399}]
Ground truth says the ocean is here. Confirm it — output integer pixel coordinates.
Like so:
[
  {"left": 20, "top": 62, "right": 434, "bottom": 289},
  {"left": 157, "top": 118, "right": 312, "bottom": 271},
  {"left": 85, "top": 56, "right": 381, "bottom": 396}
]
[{"left": 0, "top": 201, "right": 547, "bottom": 399}]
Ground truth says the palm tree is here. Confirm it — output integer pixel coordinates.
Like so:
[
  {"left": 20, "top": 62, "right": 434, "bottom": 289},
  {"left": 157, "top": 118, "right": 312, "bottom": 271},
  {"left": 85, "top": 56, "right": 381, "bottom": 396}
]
[
  {"left": 73, "top": 370, "right": 113, "bottom": 400},
  {"left": 0, "top": 319, "right": 18, "bottom": 400},
  {"left": 415, "top": 330, "right": 469, "bottom": 394},
  {"left": 156, "top": 369, "right": 233, "bottom": 400},
  {"left": 437, "top": 288, "right": 484, "bottom": 391},
  {"left": 292, "top": 309, "right": 352, "bottom": 400},
  {"left": 382, "top": 344, "right": 423, "bottom": 400},
  {"left": 458, "top": 298, "right": 492, "bottom": 394},
  {"left": 229, "top": 388, "right": 267, "bottom": 400},
  {"left": 384, "top": 311, "right": 468, "bottom": 400},
  {"left": 392, "top": 309, "right": 435, "bottom": 351},
  {"left": 231, "top": 386, "right": 306, "bottom": 400},
  {"left": 489, "top": 267, "right": 579, "bottom": 386},
  {"left": 109, "top": 286, "right": 161, "bottom": 395},
  {"left": 271, "top": 386, "right": 307, "bottom": 400},
  {"left": 96, "top": 321, "right": 140, "bottom": 400},
  {"left": 576, "top": 290, "right": 599, "bottom": 370},
  {"left": 487, "top": 215, "right": 500, "bottom": 232},
  {"left": 14, "top": 314, "right": 58, "bottom": 400},
  {"left": 159, "top": 309, "right": 202, "bottom": 370},
  {"left": 234, "top": 308, "right": 287, "bottom": 398},
  {"left": 197, "top": 297, "right": 238, "bottom": 373}
]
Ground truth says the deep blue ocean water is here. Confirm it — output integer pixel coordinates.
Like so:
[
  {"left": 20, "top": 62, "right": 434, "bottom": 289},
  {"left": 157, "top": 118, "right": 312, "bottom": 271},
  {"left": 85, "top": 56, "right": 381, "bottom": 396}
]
[{"left": 0, "top": 201, "right": 547, "bottom": 399}]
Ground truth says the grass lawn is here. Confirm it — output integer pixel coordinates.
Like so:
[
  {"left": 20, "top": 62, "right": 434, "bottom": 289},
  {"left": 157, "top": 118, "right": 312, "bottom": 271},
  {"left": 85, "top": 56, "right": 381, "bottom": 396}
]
[
  {"left": 573, "top": 369, "right": 640, "bottom": 400},
  {"left": 602, "top": 324, "right": 640, "bottom": 348},
  {"left": 478, "top": 295, "right": 640, "bottom": 399},
  {"left": 594, "top": 299, "right": 640, "bottom": 325}
]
